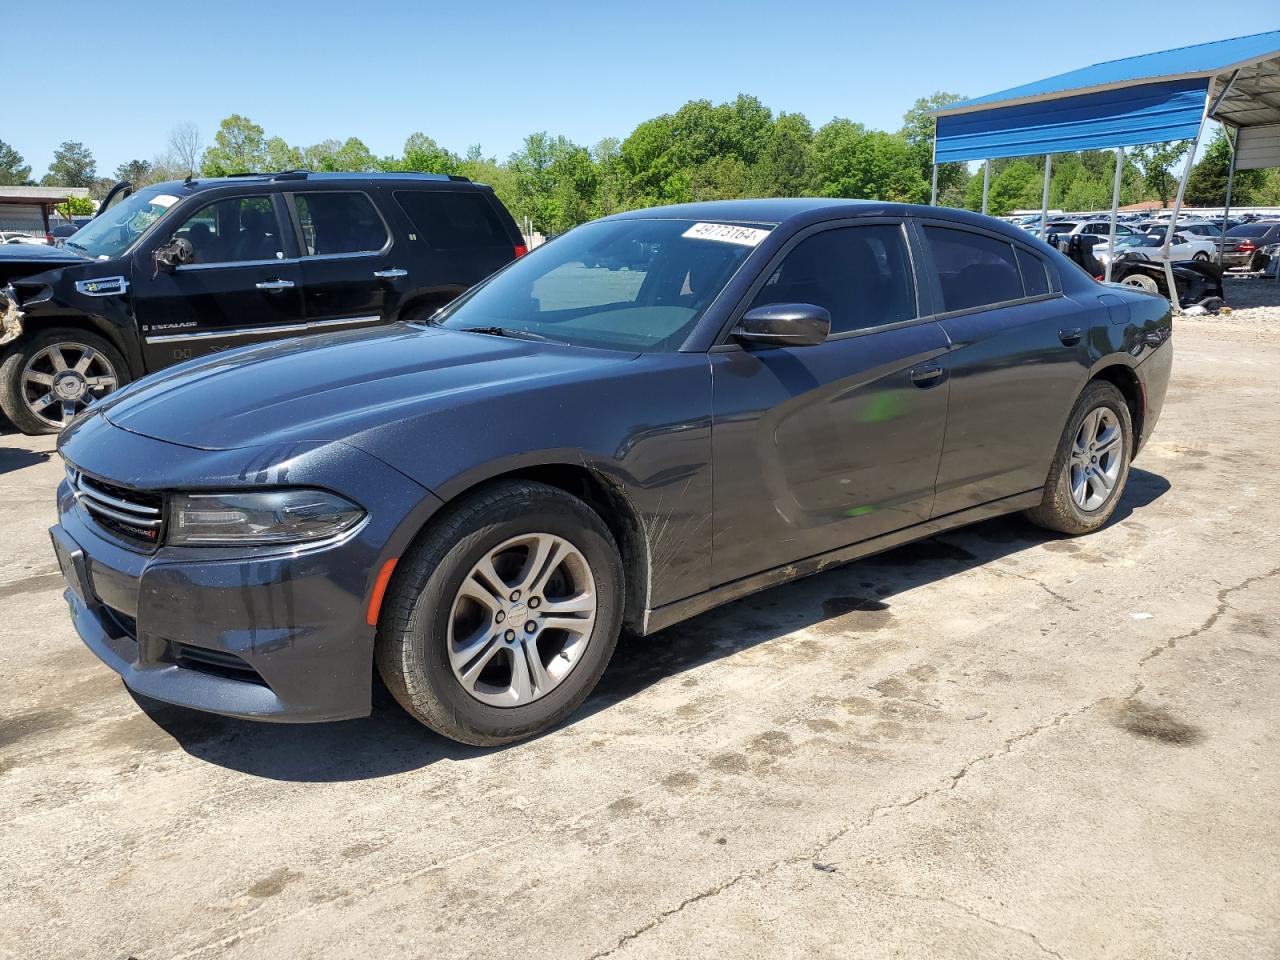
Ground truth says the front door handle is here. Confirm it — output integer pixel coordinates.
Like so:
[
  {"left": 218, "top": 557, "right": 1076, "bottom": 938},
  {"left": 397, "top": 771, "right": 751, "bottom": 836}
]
[
  {"left": 1059, "top": 327, "right": 1083, "bottom": 346},
  {"left": 255, "top": 279, "right": 295, "bottom": 290},
  {"left": 373, "top": 268, "right": 408, "bottom": 279},
  {"left": 910, "top": 363, "right": 944, "bottom": 387}
]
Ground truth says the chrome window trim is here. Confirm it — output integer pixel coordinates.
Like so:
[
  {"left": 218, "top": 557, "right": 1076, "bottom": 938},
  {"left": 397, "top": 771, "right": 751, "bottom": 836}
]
[
  {"left": 143, "top": 314, "right": 381, "bottom": 344},
  {"left": 175, "top": 257, "right": 299, "bottom": 272}
]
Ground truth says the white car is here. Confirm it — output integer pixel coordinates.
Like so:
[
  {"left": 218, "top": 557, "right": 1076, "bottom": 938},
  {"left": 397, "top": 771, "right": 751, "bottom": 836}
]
[
  {"left": 1094, "top": 231, "right": 1215, "bottom": 265},
  {"left": 1033, "top": 219, "right": 1139, "bottom": 241},
  {"left": 0, "top": 231, "right": 48, "bottom": 245}
]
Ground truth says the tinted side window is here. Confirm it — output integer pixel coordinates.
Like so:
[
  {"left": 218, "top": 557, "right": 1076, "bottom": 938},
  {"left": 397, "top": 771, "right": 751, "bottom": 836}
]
[
  {"left": 171, "top": 196, "right": 280, "bottom": 265},
  {"left": 751, "top": 224, "right": 916, "bottom": 334},
  {"left": 1015, "top": 248, "right": 1050, "bottom": 297},
  {"left": 394, "top": 190, "right": 510, "bottom": 249},
  {"left": 924, "top": 226, "right": 1024, "bottom": 312},
  {"left": 293, "top": 192, "right": 388, "bottom": 256}
]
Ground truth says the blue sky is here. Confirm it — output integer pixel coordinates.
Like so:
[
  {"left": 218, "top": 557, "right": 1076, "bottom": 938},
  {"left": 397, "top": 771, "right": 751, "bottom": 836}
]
[{"left": 12, "top": 1, "right": 1276, "bottom": 178}]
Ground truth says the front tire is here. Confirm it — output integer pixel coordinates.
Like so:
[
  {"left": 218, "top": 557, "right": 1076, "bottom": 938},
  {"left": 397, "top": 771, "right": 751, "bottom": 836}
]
[
  {"left": 1025, "top": 380, "right": 1132, "bottom": 535},
  {"left": 376, "top": 480, "right": 624, "bottom": 746},
  {"left": 0, "top": 328, "right": 128, "bottom": 435}
]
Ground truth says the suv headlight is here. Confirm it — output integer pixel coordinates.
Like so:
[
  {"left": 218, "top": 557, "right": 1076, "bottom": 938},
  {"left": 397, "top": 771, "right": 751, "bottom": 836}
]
[{"left": 168, "top": 489, "right": 365, "bottom": 545}]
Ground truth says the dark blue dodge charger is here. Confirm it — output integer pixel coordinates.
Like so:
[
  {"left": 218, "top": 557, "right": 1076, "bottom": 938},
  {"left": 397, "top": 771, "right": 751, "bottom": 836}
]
[{"left": 51, "top": 199, "right": 1173, "bottom": 745}]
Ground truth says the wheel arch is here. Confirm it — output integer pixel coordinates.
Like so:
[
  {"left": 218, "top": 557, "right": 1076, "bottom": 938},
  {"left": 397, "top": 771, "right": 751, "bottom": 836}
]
[
  {"left": 10, "top": 313, "right": 137, "bottom": 378},
  {"left": 1089, "top": 362, "right": 1143, "bottom": 457},
  {"left": 394, "top": 460, "right": 652, "bottom": 635}
]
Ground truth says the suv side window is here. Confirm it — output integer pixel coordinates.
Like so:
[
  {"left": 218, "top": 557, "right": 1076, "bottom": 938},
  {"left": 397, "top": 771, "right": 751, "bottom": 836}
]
[
  {"left": 171, "top": 196, "right": 281, "bottom": 265},
  {"left": 292, "top": 192, "right": 388, "bottom": 256},
  {"left": 750, "top": 224, "right": 916, "bottom": 335},
  {"left": 923, "top": 226, "right": 1024, "bottom": 312},
  {"left": 394, "top": 190, "right": 510, "bottom": 249}
]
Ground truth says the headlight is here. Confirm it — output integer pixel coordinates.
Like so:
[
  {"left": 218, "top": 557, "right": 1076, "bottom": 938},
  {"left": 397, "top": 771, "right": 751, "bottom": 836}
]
[{"left": 167, "top": 489, "right": 364, "bottom": 545}]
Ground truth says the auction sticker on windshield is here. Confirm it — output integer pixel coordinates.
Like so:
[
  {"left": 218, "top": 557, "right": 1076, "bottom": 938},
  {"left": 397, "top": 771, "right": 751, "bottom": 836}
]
[
  {"left": 150, "top": 195, "right": 180, "bottom": 209},
  {"left": 682, "top": 222, "right": 771, "bottom": 247}
]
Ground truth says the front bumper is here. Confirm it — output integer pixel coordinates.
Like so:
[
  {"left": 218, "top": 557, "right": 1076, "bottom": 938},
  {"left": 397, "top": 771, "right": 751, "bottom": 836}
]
[
  {"left": 53, "top": 416, "right": 440, "bottom": 722},
  {"left": 0, "top": 284, "right": 23, "bottom": 346}
]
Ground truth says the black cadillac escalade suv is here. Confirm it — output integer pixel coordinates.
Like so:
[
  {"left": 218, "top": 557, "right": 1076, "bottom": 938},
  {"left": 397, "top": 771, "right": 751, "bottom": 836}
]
[{"left": 0, "top": 172, "right": 525, "bottom": 434}]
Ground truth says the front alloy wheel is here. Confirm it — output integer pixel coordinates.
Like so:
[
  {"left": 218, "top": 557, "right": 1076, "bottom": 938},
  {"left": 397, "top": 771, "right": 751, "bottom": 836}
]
[
  {"left": 0, "top": 328, "right": 129, "bottom": 435},
  {"left": 449, "top": 533, "right": 597, "bottom": 706},
  {"left": 22, "top": 341, "right": 119, "bottom": 429}
]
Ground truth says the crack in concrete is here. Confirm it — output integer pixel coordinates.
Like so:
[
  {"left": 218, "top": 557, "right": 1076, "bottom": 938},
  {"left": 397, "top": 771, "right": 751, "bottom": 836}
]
[
  {"left": 1136, "top": 564, "right": 1280, "bottom": 667},
  {"left": 989, "top": 566, "right": 1077, "bottom": 607},
  {"left": 852, "top": 885, "right": 1067, "bottom": 960}
]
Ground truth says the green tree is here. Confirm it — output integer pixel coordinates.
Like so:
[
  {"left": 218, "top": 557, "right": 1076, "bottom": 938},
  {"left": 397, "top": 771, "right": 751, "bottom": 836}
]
[
  {"left": 0, "top": 140, "right": 32, "bottom": 185},
  {"left": 1185, "top": 128, "right": 1264, "bottom": 206},
  {"left": 808, "top": 120, "right": 928, "bottom": 202},
  {"left": 42, "top": 141, "right": 96, "bottom": 186},
  {"left": 301, "top": 137, "right": 377, "bottom": 172},
  {"left": 56, "top": 196, "right": 96, "bottom": 217},
  {"left": 114, "top": 159, "right": 151, "bottom": 183},
  {"left": 750, "top": 111, "right": 813, "bottom": 197},
  {"left": 263, "top": 136, "right": 304, "bottom": 172},
  {"left": 386, "top": 132, "right": 460, "bottom": 175},
  {"left": 899, "top": 92, "right": 966, "bottom": 203},
  {"left": 201, "top": 114, "right": 267, "bottom": 176},
  {"left": 1131, "top": 141, "right": 1192, "bottom": 207}
]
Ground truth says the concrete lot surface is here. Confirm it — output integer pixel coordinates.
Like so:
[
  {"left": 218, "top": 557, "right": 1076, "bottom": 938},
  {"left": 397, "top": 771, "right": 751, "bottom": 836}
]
[{"left": 2, "top": 317, "right": 1278, "bottom": 959}]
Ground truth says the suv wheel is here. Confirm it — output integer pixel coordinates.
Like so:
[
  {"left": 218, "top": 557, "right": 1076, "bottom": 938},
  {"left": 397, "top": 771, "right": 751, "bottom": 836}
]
[
  {"left": 376, "top": 480, "right": 624, "bottom": 746},
  {"left": 1025, "top": 380, "right": 1133, "bottom": 535},
  {"left": 0, "top": 328, "right": 129, "bottom": 435}
]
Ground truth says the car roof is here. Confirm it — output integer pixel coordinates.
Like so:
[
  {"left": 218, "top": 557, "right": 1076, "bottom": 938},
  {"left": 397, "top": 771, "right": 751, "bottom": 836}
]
[
  {"left": 603, "top": 198, "right": 1038, "bottom": 237},
  {"left": 150, "top": 171, "right": 478, "bottom": 193}
]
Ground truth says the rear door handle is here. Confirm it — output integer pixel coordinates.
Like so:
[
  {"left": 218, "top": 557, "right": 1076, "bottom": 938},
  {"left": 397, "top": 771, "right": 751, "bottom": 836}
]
[
  {"left": 373, "top": 268, "right": 408, "bottom": 279},
  {"left": 255, "top": 279, "right": 295, "bottom": 290},
  {"left": 910, "top": 363, "right": 944, "bottom": 387},
  {"left": 1059, "top": 327, "right": 1083, "bottom": 346}
]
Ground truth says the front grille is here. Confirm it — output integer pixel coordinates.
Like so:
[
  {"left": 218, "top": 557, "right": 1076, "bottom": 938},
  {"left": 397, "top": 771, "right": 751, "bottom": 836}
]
[
  {"left": 69, "top": 468, "right": 164, "bottom": 547},
  {"left": 171, "top": 642, "right": 268, "bottom": 686}
]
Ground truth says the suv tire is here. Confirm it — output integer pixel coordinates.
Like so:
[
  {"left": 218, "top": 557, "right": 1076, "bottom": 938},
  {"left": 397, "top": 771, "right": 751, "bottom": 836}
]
[
  {"left": 376, "top": 480, "right": 624, "bottom": 746},
  {"left": 0, "top": 327, "right": 129, "bottom": 435}
]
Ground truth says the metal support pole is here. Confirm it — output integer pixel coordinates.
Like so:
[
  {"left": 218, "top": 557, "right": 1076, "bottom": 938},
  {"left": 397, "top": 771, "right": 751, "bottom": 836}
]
[
  {"left": 981, "top": 160, "right": 991, "bottom": 216},
  {"left": 1040, "top": 154, "right": 1052, "bottom": 239},
  {"left": 1218, "top": 126, "right": 1238, "bottom": 266},
  {"left": 930, "top": 163, "right": 939, "bottom": 206},
  {"left": 1104, "top": 146, "right": 1124, "bottom": 283},
  {"left": 1162, "top": 109, "right": 1212, "bottom": 313}
]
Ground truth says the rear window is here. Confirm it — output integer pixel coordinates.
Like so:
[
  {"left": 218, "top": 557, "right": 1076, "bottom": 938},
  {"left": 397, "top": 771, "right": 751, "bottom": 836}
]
[
  {"left": 293, "top": 192, "right": 388, "bottom": 256},
  {"left": 395, "top": 190, "right": 511, "bottom": 249},
  {"left": 924, "top": 226, "right": 1025, "bottom": 312},
  {"left": 1227, "top": 223, "right": 1274, "bottom": 237}
]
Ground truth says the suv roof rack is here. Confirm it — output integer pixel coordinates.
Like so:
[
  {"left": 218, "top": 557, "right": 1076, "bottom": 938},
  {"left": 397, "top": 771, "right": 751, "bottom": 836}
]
[
  {"left": 447, "top": 174, "right": 471, "bottom": 182},
  {"left": 271, "top": 170, "right": 311, "bottom": 181}
]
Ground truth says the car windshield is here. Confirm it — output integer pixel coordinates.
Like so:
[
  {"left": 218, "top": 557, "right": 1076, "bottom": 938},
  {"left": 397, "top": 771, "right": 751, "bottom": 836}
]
[
  {"left": 430, "top": 218, "right": 769, "bottom": 352},
  {"left": 63, "top": 187, "right": 181, "bottom": 260}
]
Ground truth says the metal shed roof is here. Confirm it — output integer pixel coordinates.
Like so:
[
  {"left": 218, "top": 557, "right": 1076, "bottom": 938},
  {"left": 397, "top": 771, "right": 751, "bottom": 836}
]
[{"left": 932, "top": 29, "right": 1280, "bottom": 164}]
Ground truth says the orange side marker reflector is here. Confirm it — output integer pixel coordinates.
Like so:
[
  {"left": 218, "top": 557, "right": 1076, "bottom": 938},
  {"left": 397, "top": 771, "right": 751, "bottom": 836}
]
[{"left": 367, "top": 558, "right": 399, "bottom": 626}]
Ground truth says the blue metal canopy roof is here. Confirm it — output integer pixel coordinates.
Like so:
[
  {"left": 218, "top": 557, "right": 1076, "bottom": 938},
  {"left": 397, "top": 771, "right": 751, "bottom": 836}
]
[{"left": 933, "top": 29, "right": 1280, "bottom": 163}]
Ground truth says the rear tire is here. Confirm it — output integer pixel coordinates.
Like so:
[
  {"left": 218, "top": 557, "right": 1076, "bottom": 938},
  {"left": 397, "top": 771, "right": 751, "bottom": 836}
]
[
  {"left": 1025, "top": 380, "right": 1132, "bottom": 536},
  {"left": 0, "top": 327, "right": 129, "bottom": 435},
  {"left": 1121, "top": 273, "right": 1159, "bottom": 294},
  {"left": 1193, "top": 251, "right": 1209, "bottom": 262},
  {"left": 375, "top": 480, "right": 624, "bottom": 746}
]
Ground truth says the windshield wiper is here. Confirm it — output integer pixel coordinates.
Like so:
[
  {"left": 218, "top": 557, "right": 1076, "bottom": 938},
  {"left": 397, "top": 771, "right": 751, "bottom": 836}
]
[
  {"left": 64, "top": 240, "right": 89, "bottom": 256},
  {"left": 458, "top": 325, "right": 554, "bottom": 343}
]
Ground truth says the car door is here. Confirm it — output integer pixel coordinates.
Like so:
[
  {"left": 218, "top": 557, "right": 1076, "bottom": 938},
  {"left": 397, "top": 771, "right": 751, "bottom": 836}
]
[
  {"left": 917, "top": 220, "right": 1093, "bottom": 517},
  {"left": 287, "top": 189, "right": 403, "bottom": 331},
  {"left": 131, "top": 192, "right": 305, "bottom": 371},
  {"left": 710, "top": 220, "right": 951, "bottom": 587}
]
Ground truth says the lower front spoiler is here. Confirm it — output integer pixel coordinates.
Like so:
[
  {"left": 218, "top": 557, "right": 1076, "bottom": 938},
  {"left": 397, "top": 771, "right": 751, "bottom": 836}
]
[{"left": 66, "top": 588, "right": 369, "bottom": 724}]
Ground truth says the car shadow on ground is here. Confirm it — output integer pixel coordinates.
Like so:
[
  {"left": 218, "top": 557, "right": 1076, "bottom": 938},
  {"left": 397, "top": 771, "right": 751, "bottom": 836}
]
[
  {"left": 142, "top": 468, "right": 1171, "bottom": 782},
  {"left": 0, "top": 445, "right": 51, "bottom": 476}
]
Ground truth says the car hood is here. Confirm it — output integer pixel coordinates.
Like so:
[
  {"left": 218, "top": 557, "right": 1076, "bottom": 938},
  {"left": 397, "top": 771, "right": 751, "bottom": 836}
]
[
  {"left": 101, "top": 323, "right": 637, "bottom": 452},
  {"left": 0, "top": 242, "right": 80, "bottom": 262}
]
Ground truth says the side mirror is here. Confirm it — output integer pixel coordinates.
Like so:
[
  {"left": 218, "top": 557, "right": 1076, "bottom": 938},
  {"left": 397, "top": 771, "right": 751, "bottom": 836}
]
[
  {"left": 154, "top": 237, "right": 193, "bottom": 272},
  {"left": 733, "top": 303, "right": 831, "bottom": 347}
]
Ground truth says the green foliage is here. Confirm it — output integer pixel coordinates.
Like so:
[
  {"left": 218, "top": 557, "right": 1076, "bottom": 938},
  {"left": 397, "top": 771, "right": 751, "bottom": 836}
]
[
  {"left": 114, "top": 159, "right": 151, "bottom": 183},
  {"left": 1131, "top": 141, "right": 1192, "bottom": 206},
  {"left": 200, "top": 114, "right": 267, "bottom": 176},
  {"left": 56, "top": 196, "right": 95, "bottom": 217},
  {"left": 42, "top": 141, "right": 96, "bottom": 187},
  {"left": 1185, "top": 128, "right": 1264, "bottom": 206},
  {"left": 0, "top": 140, "right": 32, "bottom": 185},
  {"left": 810, "top": 121, "right": 928, "bottom": 202}
]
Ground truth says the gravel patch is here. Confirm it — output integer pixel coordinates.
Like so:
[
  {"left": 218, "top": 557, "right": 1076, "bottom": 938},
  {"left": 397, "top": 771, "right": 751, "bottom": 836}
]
[{"left": 1222, "top": 275, "right": 1280, "bottom": 321}]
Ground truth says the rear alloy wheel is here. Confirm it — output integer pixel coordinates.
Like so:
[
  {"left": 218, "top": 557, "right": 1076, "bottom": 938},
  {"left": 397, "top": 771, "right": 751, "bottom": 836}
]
[
  {"left": 376, "top": 480, "right": 623, "bottom": 746},
  {"left": 1193, "top": 251, "right": 1210, "bottom": 262},
  {"left": 1121, "top": 273, "right": 1159, "bottom": 294},
  {"left": 1026, "top": 380, "right": 1132, "bottom": 535},
  {"left": 0, "top": 328, "right": 128, "bottom": 435}
]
